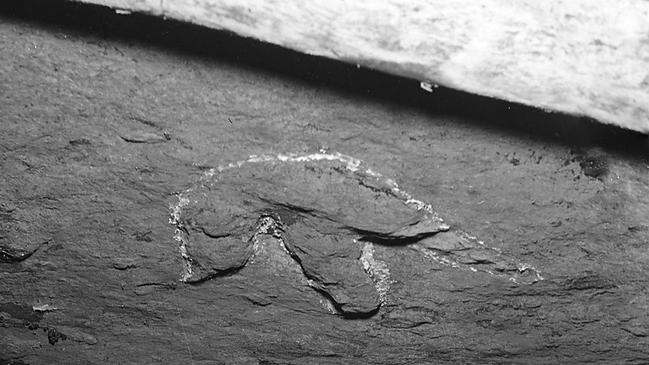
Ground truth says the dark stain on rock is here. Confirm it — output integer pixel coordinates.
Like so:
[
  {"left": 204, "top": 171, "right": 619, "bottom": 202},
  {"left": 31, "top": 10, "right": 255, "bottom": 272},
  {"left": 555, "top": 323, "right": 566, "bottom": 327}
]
[
  {"left": 573, "top": 148, "right": 609, "bottom": 178},
  {"left": 258, "top": 201, "right": 311, "bottom": 226},
  {"left": 0, "top": 359, "right": 30, "bottom": 365},
  {"left": 563, "top": 271, "right": 616, "bottom": 291},
  {"left": 242, "top": 293, "right": 272, "bottom": 307},
  {"left": 0, "top": 302, "right": 43, "bottom": 325},
  {"left": 68, "top": 138, "right": 91, "bottom": 146},
  {"left": 133, "top": 230, "right": 153, "bottom": 242},
  {"left": 46, "top": 327, "right": 67, "bottom": 345},
  {"left": 112, "top": 257, "right": 137, "bottom": 270},
  {"left": 0, "top": 244, "right": 40, "bottom": 263},
  {"left": 119, "top": 131, "right": 169, "bottom": 144}
]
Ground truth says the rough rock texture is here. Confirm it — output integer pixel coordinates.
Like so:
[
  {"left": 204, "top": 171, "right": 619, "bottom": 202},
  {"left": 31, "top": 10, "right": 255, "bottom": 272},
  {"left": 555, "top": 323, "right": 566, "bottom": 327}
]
[
  {"left": 284, "top": 222, "right": 380, "bottom": 317},
  {"left": 2, "top": 2, "right": 649, "bottom": 364},
  {"left": 177, "top": 157, "right": 451, "bottom": 316},
  {"left": 74, "top": 0, "right": 649, "bottom": 133}
]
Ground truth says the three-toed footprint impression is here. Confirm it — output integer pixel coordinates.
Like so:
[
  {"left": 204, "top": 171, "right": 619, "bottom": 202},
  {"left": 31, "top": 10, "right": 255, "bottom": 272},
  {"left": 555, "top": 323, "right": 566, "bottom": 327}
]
[{"left": 171, "top": 151, "right": 542, "bottom": 317}]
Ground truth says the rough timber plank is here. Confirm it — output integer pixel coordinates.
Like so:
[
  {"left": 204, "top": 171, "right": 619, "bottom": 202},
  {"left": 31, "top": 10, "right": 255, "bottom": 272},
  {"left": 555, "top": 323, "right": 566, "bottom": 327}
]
[{"left": 76, "top": 0, "right": 649, "bottom": 133}]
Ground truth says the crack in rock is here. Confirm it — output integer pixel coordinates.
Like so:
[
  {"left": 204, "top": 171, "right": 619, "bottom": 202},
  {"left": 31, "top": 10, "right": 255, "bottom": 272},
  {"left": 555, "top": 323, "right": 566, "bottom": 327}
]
[
  {"left": 281, "top": 220, "right": 381, "bottom": 318},
  {"left": 414, "top": 231, "right": 544, "bottom": 284},
  {"left": 170, "top": 150, "right": 543, "bottom": 317},
  {"left": 0, "top": 241, "right": 47, "bottom": 263}
]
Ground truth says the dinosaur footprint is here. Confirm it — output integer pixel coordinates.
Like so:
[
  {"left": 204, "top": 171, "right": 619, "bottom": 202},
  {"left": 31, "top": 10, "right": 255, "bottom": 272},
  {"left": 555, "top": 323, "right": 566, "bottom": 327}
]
[{"left": 171, "top": 151, "right": 542, "bottom": 317}]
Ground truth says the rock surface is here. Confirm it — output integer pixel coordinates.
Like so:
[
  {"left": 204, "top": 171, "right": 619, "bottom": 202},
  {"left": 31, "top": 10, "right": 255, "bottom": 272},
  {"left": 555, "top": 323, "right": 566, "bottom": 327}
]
[
  {"left": 176, "top": 156, "right": 452, "bottom": 316},
  {"left": 76, "top": 0, "right": 649, "bottom": 133},
  {"left": 1, "top": 2, "right": 649, "bottom": 364}
]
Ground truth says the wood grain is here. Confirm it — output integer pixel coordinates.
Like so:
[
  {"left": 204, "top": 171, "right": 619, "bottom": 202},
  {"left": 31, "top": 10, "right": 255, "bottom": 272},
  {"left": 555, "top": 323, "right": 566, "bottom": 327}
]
[{"left": 76, "top": 0, "right": 649, "bottom": 133}]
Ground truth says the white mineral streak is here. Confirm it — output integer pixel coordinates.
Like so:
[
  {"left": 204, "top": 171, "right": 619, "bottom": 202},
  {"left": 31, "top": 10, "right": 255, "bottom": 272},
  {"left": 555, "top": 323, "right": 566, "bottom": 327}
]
[
  {"left": 170, "top": 150, "right": 542, "bottom": 285},
  {"left": 169, "top": 195, "right": 192, "bottom": 281},
  {"left": 247, "top": 216, "right": 277, "bottom": 264},
  {"left": 32, "top": 304, "right": 58, "bottom": 312},
  {"left": 359, "top": 241, "right": 393, "bottom": 304},
  {"left": 517, "top": 263, "right": 545, "bottom": 282}
]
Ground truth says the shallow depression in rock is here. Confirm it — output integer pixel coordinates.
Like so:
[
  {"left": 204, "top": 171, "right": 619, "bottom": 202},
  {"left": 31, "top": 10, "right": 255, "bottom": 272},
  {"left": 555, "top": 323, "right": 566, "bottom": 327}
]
[{"left": 171, "top": 151, "right": 543, "bottom": 317}]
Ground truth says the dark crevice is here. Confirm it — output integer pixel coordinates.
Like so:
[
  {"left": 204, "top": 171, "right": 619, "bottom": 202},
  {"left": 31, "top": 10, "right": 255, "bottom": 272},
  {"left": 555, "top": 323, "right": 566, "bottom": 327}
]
[
  {"left": 129, "top": 116, "right": 163, "bottom": 130},
  {"left": 0, "top": 242, "right": 47, "bottom": 263},
  {"left": 199, "top": 228, "right": 230, "bottom": 239},
  {"left": 356, "top": 231, "right": 442, "bottom": 246},
  {"left": 268, "top": 227, "right": 343, "bottom": 315},
  {"left": 0, "top": 248, "right": 37, "bottom": 263},
  {"left": 182, "top": 233, "right": 255, "bottom": 284},
  {"left": 307, "top": 284, "right": 380, "bottom": 320},
  {"left": 257, "top": 199, "right": 316, "bottom": 216},
  {"left": 380, "top": 320, "right": 433, "bottom": 330},
  {"left": 184, "top": 262, "right": 249, "bottom": 285},
  {"left": 246, "top": 215, "right": 363, "bottom": 318},
  {"left": 135, "top": 282, "right": 177, "bottom": 289},
  {"left": 264, "top": 200, "right": 446, "bottom": 246},
  {"left": 119, "top": 135, "right": 169, "bottom": 144},
  {"left": 256, "top": 201, "right": 344, "bottom": 231},
  {"left": 266, "top": 217, "right": 381, "bottom": 319}
]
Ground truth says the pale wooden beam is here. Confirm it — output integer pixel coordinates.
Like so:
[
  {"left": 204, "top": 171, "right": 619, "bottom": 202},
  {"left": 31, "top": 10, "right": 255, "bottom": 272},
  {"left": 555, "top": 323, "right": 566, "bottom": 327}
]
[{"left": 76, "top": 0, "right": 649, "bottom": 133}]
